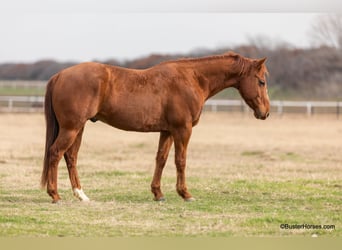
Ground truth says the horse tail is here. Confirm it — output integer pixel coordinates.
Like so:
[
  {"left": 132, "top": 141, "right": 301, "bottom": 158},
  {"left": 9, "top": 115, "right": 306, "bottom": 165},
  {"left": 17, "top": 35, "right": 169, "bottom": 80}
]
[{"left": 41, "top": 74, "right": 59, "bottom": 188}]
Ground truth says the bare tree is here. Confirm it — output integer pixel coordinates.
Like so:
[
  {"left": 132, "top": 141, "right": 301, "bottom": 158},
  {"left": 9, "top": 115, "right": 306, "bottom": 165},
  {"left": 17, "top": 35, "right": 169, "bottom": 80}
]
[
  {"left": 309, "top": 14, "right": 342, "bottom": 49},
  {"left": 247, "top": 34, "right": 293, "bottom": 50}
]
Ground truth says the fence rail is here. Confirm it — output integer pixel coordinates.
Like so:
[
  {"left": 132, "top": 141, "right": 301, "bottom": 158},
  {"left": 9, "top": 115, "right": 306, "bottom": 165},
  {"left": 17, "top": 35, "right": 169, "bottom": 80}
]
[
  {"left": 1, "top": 96, "right": 342, "bottom": 117},
  {"left": 203, "top": 99, "right": 342, "bottom": 117},
  {"left": 0, "top": 96, "right": 44, "bottom": 112},
  {"left": 0, "top": 81, "right": 46, "bottom": 88}
]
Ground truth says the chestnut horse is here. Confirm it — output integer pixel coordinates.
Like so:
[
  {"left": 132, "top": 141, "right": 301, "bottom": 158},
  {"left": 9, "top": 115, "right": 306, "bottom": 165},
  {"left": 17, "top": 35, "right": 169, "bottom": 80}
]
[{"left": 41, "top": 52, "right": 270, "bottom": 203}]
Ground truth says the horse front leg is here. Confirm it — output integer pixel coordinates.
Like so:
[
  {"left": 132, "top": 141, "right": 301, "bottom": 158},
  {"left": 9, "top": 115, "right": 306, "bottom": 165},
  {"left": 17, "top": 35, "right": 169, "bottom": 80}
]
[
  {"left": 172, "top": 125, "right": 194, "bottom": 201},
  {"left": 151, "top": 131, "right": 173, "bottom": 201}
]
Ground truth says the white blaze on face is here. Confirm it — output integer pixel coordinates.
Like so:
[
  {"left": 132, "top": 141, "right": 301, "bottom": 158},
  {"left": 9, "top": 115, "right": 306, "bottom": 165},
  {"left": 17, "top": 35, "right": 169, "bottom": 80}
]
[{"left": 73, "top": 188, "right": 90, "bottom": 202}]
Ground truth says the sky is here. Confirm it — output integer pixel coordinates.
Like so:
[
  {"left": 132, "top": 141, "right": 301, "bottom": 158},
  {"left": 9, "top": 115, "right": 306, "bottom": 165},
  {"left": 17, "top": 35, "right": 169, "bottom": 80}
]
[{"left": 0, "top": 0, "right": 340, "bottom": 63}]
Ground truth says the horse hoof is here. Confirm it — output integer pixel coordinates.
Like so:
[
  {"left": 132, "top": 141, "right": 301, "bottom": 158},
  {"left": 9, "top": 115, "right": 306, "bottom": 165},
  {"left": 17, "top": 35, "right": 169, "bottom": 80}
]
[
  {"left": 184, "top": 197, "right": 196, "bottom": 202},
  {"left": 73, "top": 188, "right": 90, "bottom": 202},
  {"left": 154, "top": 197, "right": 165, "bottom": 202},
  {"left": 52, "top": 199, "right": 61, "bottom": 204}
]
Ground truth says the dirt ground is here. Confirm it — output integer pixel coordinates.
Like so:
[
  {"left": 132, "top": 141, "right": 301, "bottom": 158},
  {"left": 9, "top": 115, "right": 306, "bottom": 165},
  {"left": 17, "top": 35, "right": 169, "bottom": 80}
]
[{"left": 0, "top": 112, "right": 341, "bottom": 188}]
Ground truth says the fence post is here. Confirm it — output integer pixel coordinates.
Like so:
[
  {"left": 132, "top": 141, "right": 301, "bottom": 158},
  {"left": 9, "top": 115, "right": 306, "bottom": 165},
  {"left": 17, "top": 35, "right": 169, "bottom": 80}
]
[
  {"left": 242, "top": 101, "right": 249, "bottom": 115},
  {"left": 8, "top": 98, "right": 13, "bottom": 111},
  {"left": 337, "top": 102, "right": 340, "bottom": 119},
  {"left": 306, "top": 102, "right": 312, "bottom": 117},
  {"left": 211, "top": 101, "right": 217, "bottom": 112},
  {"left": 277, "top": 101, "right": 283, "bottom": 116}
]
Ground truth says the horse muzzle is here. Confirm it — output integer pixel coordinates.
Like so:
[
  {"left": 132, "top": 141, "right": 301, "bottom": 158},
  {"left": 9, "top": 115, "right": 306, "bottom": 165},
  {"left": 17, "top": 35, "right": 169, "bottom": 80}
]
[{"left": 254, "top": 110, "right": 270, "bottom": 120}]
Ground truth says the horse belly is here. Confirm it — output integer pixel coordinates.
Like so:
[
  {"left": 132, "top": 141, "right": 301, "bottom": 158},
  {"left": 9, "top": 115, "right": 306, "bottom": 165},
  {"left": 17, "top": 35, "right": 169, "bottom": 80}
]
[{"left": 98, "top": 103, "right": 167, "bottom": 132}]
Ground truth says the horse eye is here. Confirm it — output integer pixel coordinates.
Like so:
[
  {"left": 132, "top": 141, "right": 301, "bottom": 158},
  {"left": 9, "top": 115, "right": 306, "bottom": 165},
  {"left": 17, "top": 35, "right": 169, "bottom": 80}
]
[{"left": 258, "top": 79, "right": 265, "bottom": 86}]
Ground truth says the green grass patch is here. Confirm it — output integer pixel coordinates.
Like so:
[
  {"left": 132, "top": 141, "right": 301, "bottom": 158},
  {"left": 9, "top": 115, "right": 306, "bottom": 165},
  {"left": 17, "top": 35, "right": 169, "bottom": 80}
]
[
  {"left": 1, "top": 176, "right": 340, "bottom": 236},
  {"left": 241, "top": 151, "right": 265, "bottom": 157},
  {"left": 92, "top": 170, "right": 146, "bottom": 178},
  {"left": 280, "top": 152, "right": 302, "bottom": 161}
]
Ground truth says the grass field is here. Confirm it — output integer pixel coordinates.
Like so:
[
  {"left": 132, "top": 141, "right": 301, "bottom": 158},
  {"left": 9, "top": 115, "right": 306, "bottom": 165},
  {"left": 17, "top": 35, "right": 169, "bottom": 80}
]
[
  {"left": 0, "top": 87, "right": 44, "bottom": 96},
  {"left": 0, "top": 113, "right": 341, "bottom": 237}
]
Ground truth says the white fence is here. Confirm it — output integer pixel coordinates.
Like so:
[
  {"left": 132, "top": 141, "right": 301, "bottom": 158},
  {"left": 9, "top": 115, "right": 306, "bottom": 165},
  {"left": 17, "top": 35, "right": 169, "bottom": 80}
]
[
  {"left": 0, "top": 96, "right": 44, "bottom": 112},
  {"left": 1, "top": 96, "right": 342, "bottom": 117},
  {"left": 204, "top": 99, "right": 342, "bottom": 117}
]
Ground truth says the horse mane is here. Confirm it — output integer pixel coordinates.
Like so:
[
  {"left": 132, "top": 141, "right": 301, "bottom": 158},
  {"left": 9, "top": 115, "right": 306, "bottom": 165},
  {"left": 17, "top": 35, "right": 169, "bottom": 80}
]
[
  {"left": 159, "top": 51, "right": 245, "bottom": 65},
  {"left": 157, "top": 52, "right": 269, "bottom": 78}
]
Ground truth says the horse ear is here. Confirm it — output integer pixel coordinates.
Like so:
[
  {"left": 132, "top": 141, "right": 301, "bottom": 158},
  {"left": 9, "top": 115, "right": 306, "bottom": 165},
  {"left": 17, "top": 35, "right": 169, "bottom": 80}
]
[{"left": 255, "top": 57, "right": 267, "bottom": 69}]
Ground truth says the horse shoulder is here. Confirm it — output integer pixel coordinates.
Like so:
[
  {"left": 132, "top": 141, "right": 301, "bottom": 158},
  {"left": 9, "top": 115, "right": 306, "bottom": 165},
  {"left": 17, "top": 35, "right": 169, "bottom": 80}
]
[{"left": 153, "top": 65, "right": 204, "bottom": 127}]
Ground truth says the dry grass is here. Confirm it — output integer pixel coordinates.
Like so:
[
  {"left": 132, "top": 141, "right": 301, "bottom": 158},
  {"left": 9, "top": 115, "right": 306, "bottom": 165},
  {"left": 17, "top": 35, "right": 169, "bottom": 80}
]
[{"left": 0, "top": 113, "right": 341, "bottom": 236}]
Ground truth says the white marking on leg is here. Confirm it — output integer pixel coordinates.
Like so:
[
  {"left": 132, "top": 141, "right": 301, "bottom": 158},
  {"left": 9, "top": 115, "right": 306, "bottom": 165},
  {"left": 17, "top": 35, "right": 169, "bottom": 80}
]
[{"left": 73, "top": 188, "right": 90, "bottom": 202}]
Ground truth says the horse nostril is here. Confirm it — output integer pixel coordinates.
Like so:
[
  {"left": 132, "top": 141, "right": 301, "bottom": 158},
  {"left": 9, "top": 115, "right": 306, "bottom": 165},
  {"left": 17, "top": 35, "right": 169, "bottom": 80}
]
[{"left": 266, "top": 112, "right": 270, "bottom": 118}]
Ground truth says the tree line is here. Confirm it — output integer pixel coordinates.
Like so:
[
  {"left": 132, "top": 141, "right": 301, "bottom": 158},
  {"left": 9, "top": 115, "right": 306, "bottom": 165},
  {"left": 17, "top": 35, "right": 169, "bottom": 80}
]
[{"left": 1, "top": 45, "right": 341, "bottom": 100}]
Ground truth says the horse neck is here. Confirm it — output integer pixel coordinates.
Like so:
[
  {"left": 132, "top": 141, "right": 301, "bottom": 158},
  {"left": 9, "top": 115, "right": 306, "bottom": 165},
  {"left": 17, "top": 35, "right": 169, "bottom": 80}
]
[{"left": 189, "top": 57, "right": 243, "bottom": 100}]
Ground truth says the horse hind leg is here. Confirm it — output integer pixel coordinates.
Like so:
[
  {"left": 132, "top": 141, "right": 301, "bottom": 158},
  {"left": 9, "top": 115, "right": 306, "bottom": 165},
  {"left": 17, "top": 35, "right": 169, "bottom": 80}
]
[
  {"left": 64, "top": 127, "right": 90, "bottom": 202},
  {"left": 47, "top": 128, "right": 81, "bottom": 203}
]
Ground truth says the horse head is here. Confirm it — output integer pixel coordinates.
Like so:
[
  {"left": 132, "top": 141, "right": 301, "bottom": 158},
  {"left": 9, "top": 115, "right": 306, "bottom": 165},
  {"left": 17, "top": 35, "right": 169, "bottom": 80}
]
[{"left": 237, "top": 57, "right": 270, "bottom": 120}]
